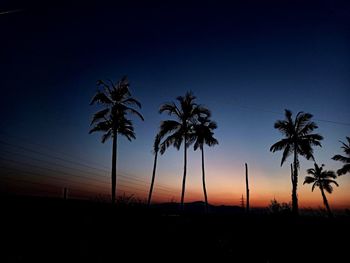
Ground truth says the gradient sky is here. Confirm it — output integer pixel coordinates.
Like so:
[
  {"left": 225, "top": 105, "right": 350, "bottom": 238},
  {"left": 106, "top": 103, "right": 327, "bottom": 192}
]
[{"left": 1, "top": 0, "right": 350, "bottom": 208}]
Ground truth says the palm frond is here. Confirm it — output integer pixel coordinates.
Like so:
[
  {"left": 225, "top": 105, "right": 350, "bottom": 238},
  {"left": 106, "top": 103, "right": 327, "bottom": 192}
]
[
  {"left": 193, "top": 105, "right": 211, "bottom": 118},
  {"left": 298, "top": 121, "right": 318, "bottom": 135},
  {"left": 270, "top": 139, "right": 290, "bottom": 153},
  {"left": 323, "top": 184, "right": 333, "bottom": 194},
  {"left": 208, "top": 121, "right": 218, "bottom": 130},
  {"left": 101, "top": 130, "right": 113, "bottom": 143},
  {"left": 306, "top": 167, "right": 316, "bottom": 176},
  {"left": 311, "top": 182, "right": 317, "bottom": 192},
  {"left": 337, "top": 164, "right": 350, "bottom": 176},
  {"left": 89, "top": 120, "right": 111, "bottom": 134},
  {"left": 97, "top": 79, "right": 113, "bottom": 94},
  {"left": 153, "top": 133, "right": 162, "bottom": 153},
  {"left": 91, "top": 108, "right": 110, "bottom": 125},
  {"left": 206, "top": 136, "right": 219, "bottom": 147},
  {"left": 323, "top": 179, "right": 339, "bottom": 187},
  {"left": 159, "top": 102, "right": 181, "bottom": 118},
  {"left": 90, "top": 91, "right": 113, "bottom": 105},
  {"left": 340, "top": 138, "right": 350, "bottom": 155},
  {"left": 285, "top": 109, "right": 293, "bottom": 125},
  {"left": 303, "top": 176, "right": 315, "bottom": 185},
  {"left": 118, "top": 118, "right": 136, "bottom": 141},
  {"left": 280, "top": 144, "right": 292, "bottom": 166},
  {"left": 322, "top": 170, "right": 337, "bottom": 179},
  {"left": 274, "top": 120, "right": 291, "bottom": 136},
  {"left": 193, "top": 140, "right": 201, "bottom": 151},
  {"left": 297, "top": 140, "right": 314, "bottom": 161},
  {"left": 159, "top": 120, "right": 181, "bottom": 137},
  {"left": 295, "top": 112, "right": 312, "bottom": 131},
  {"left": 301, "top": 134, "right": 323, "bottom": 147},
  {"left": 122, "top": 97, "right": 142, "bottom": 108},
  {"left": 332, "top": 154, "right": 350, "bottom": 163},
  {"left": 122, "top": 105, "right": 144, "bottom": 121},
  {"left": 160, "top": 131, "right": 183, "bottom": 154}
]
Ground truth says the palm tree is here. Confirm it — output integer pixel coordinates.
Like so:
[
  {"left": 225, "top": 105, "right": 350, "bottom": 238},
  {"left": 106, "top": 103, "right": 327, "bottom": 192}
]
[
  {"left": 193, "top": 116, "right": 218, "bottom": 212},
  {"left": 304, "top": 163, "right": 338, "bottom": 217},
  {"left": 332, "top": 137, "right": 350, "bottom": 176},
  {"left": 89, "top": 76, "right": 144, "bottom": 204},
  {"left": 270, "top": 109, "right": 323, "bottom": 215},
  {"left": 159, "top": 91, "right": 209, "bottom": 210},
  {"left": 147, "top": 133, "right": 162, "bottom": 207}
]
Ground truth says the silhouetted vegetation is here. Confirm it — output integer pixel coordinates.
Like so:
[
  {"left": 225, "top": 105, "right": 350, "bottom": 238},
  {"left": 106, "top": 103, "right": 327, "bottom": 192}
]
[
  {"left": 332, "top": 136, "right": 350, "bottom": 176},
  {"left": 304, "top": 163, "right": 338, "bottom": 218},
  {"left": 158, "top": 91, "right": 210, "bottom": 210},
  {"left": 268, "top": 198, "right": 291, "bottom": 215},
  {"left": 193, "top": 115, "right": 218, "bottom": 212},
  {"left": 89, "top": 76, "right": 144, "bottom": 203},
  {"left": 245, "top": 163, "right": 250, "bottom": 213},
  {"left": 270, "top": 109, "right": 323, "bottom": 215},
  {"left": 2, "top": 195, "right": 349, "bottom": 262},
  {"left": 147, "top": 133, "right": 162, "bottom": 206}
]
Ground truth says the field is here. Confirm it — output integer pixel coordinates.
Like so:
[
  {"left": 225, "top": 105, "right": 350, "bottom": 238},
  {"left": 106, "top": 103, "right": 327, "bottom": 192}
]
[{"left": 1, "top": 195, "right": 349, "bottom": 262}]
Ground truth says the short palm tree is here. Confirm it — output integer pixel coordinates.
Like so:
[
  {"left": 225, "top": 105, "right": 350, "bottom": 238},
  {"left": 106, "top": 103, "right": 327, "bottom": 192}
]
[
  {"left": 332, "top": 137, "right": 350, "bottom": 176},
  {"left": 270, "top": 109, "right": 323, "bottom": 215},
  {"left": 193, "top": 116, "right": 218, "bottom": 212},
  {"left": 159, "top": 91, "right": 209, "bottom": 210},
  {"left": 147, "top": 133, "right": 162, "bottom": 207},
  {"left": 304, "top": 163, "right": 338, "bottom": 217},
  {"left": 89, "top": 76, "right": 144, "bottom": 204}
]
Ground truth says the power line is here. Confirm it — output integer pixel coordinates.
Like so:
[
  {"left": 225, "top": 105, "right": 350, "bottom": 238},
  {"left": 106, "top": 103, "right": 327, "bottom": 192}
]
[
  {"left": 0, "top": 149, "right": 178, "bottom": 194},
  {"left": 0, "top": 130, "right": 110, "bottom": 170},
  {"left": 0, "top": 139, "right": 178, "bottom": 192},
  {"left": 0, "top": 157, "right": 110, "bottom": 187},
  {"left": 0, "top": 132, "right": 185, "bottom": 191},
  {"left": 0, "top": 160, "right": 176, "bottom": 198},
  {"left": 226, "top": 101, "right": 350, "bottom": 127}
]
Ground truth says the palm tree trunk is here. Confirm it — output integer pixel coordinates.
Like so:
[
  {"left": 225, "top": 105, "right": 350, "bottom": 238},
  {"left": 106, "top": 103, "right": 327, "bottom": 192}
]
[
  {"left": 201, "top": 146, "right": 208, "bottom": 213},
  {"left": 320, "top": 187, "right": 333, "bottom": 218},
  {"left": 111, "top": 133, "right": 117, "bottom": 204},
  {"left": 147, "top": 151, "right": 158, "bottom": 207},
  {"left": 292, "top": 147, "right": 299, "bottom": 215},
  {"left": 245, "top": 163, "right": 249, "bottom": 213},
  {"left": 180, "top": 136, "right": 187, "bottom": 211}
]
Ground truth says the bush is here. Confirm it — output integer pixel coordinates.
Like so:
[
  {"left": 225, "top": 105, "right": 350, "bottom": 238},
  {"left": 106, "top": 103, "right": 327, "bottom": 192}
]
[{"left": 268, "top": 198, "right": 291, "bottom": 215}]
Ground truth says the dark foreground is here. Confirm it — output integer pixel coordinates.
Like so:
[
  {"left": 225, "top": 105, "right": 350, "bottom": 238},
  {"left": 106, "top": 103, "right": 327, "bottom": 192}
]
[{"left": 1, "top": 196, "right": 349, "bottom": 262}]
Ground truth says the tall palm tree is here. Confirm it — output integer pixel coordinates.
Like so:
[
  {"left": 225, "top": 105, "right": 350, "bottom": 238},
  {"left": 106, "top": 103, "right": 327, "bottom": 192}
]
[
  {"left": 304, "top": 163, "right": 338, "bottom": 217},
  {"left": 332, "top": 137, "right": 350, "bottom": 176},
  {"left": 147, "top": 133, "right": 162, "bottom": 207},
  {"left": 193, "top": 116, "right": 218, "bottom": 212},
  {"left": 270, "top": 109, "right": 323, "bottom": 215},
  {"left": 89, "top": 76, "right": 144, "bottom": 204},
  {"left": 159, "top": 91, "right": 209, "bottom": 210}
]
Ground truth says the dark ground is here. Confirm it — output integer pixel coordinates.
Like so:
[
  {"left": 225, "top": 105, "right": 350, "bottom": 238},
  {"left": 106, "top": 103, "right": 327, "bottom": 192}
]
[{"left": 1, "top": 196, "right": 349, "bottom": 262}]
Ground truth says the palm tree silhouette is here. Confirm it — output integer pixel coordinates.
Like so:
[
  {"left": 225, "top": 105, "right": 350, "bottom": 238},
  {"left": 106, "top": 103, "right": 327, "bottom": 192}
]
[
  {"left": 89, "top": 76, "right": 144, "bottom": 204},
  {"left": 332, "top": 137, "right": 350, "bottom": 176},
  {"left": 304, "top": 163, "right": 338, "bottom": 217},
  {"left": 193, "top": 116, "right": 218, "bottom": 212},
  {"left": 159, "top": 91, "right": 209, "bottom": 210},
  {"left": 147, "top": 133, "right": 162, "bottom": 207},
  {"left": 270, "top": 109, "right": 323, "bottom": 215}
]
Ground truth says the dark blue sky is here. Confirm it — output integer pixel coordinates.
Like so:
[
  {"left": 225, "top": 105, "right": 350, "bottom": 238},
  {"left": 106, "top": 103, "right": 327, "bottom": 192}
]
[{"left": 1, "top": 0, "right": 350, "bottom": 206}]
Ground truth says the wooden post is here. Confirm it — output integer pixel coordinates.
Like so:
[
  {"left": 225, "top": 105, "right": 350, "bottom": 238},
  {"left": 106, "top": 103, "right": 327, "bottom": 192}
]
[
  {"left": 63, "top": 187, "right": 68, "bottom": 200},
  {"left": 245, "top": 163, "right": 250, "bottom": 213}
]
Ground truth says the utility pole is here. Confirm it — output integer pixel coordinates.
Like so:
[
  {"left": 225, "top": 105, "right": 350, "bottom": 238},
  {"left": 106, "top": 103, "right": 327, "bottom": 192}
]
[{"left": 245, "top": 163, "right": 250, "bottom": 213}]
